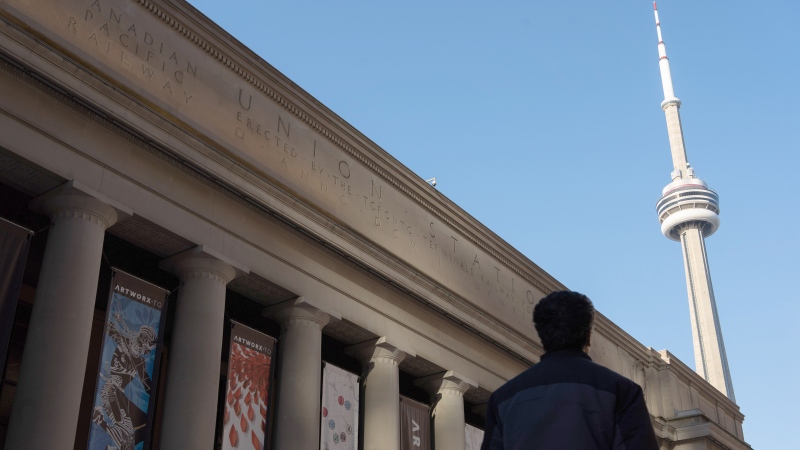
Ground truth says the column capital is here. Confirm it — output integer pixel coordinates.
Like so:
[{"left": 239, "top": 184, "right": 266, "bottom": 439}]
[
  {"left": 30, "top": 180, "right": 132, "bottom": 228},
  {"left": 346, "top": 337, "right": 414, "bottom": 367},
  {"left": 160, "top": 245, "right": 247, "bottom": 285},
  {"left": 263, "top": 297, "right": 337, "bottom": 329},
  {"left": 415, "top": 370, "right": 477, "bottom": 399}
]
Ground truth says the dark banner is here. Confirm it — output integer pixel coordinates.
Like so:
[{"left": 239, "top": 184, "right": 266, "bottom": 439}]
[
  {"left": 0, "top": 218, "right": 31, "bottom": 376},
  {"left": 88, "top": 269, "right": 169, "bottom": 450},
  {"left": 400, "top": 396, "right": 431, "bottom": 450},
  {"left": 222, "top": 321, "right": 277, "bottom": 450}
]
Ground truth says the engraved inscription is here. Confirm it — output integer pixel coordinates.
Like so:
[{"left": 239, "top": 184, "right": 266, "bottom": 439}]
[
  {"left": 231, "top": 87, "right": 538, "bottom": 318},
  {"left": 66, "top": 0, "right": 199, "bottom": 104}
]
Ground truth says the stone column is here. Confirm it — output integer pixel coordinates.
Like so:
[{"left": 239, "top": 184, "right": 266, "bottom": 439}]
[
  {"left": 266, "top": 299, "right": 333, "bottom": 450},
  {"left": 348, "top": 338, "right": 411, "bottom": 450},
  {"left": 417, "top": 371, "right": 476, "bottom": 450},
  {"left": 158, "top": 250, "right": 239, "bottom": 450},
  {"left": 5, "top": 193, "right": 117, "bottom": 450}
]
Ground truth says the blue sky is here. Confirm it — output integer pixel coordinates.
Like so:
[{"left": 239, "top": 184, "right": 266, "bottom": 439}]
[{"left": 188, "top": 1, "right": 798, "bottom": 448}]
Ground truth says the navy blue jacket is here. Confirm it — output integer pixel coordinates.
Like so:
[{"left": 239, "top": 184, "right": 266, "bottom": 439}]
[{"left": 481, "top": 349, "right": 659, "bottom": 450}]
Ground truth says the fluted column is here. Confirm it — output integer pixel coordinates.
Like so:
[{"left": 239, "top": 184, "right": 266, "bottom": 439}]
[
  {"left": 5, "top": 193, "right": 117, "bottom": 450},
  {"left": 266, "top": 299, "right": 332, "bottom": 450},
  {"left": 348, "top": 338, "right": 411, "bottom": 450},
  {"left": 416, "top": 371, "right": 476, "bottom": 450},
  {"left": 158, "top": 251, "right": 238, "bottom": 450}
]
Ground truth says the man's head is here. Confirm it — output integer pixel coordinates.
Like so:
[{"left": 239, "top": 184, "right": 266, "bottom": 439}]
[{"left": 533, "top": 291, "right": 595, "bottom": 352}]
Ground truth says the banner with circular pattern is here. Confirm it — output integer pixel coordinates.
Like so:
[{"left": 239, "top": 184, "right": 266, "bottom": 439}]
[
  {"left": 465, "top": 423, "right": 484, "bottom": 450},
  {"left": 320, "top": 363, "right": 359, "bottom": 450}
]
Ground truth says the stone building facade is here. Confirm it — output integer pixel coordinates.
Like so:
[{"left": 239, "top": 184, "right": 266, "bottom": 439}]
[{"left": 0, "top": 1, "right": 749, "bottom": 449}]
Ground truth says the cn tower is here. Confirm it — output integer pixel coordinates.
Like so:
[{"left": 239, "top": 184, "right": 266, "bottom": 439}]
[{"left": 652, "top": 3, "right": 735, "bottom": 400}]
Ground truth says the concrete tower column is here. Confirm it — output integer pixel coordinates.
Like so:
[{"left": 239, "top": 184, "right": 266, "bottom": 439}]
[
  {"left": 348, "top": 338, "right": 411, "bottom": 450},
  {"left": 652, "top": 4, "right": 734, "bottom": 400},
  {"left": 680, "top": 226, "right": 734, "bottom": 399},
  {"left": 266, "top": 299, "right": 332, "bottom": 450},
  {"left": 5, "top": 193, "right": 117, "bottom": 450},
  {"left": 416, "top": 371, "right": 476, "bottom": 450},
  {"left": 158, "top": 249, "right": 239, "bottom": 450}
]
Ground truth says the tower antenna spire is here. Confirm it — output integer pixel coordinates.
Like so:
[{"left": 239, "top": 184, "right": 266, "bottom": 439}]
[
  {"left": 652, "top": 3, "right": 735, "bottom": 401},
  {"left": 654, "top": 2, "right": 676, "bottom": 100},
  {"left": 653, "top": 1, "right": 689, "bottom": 176}
]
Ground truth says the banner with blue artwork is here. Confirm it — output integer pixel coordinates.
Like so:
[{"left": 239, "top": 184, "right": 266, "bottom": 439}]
[
  {"left": 87, "top": 269, "right": 168, "bottom": 450},
  {"left": 320, "top": 363, "right": 359, "bottom": 450}
]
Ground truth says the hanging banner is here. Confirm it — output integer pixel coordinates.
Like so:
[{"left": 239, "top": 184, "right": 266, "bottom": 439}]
[
  {"left": 465, "top": 423, "right": 484, "bottom": 450},
  {"left": 222, "top": 321, "right": 277, "bottom": 450},
  {"left": 320, "top": 363, "right": 359, "bottom": 450},
  {"left": 400, "top": 396, "right": 431, "bottom": 450},
  {"left": 0, "top": 218, "right": 32, "bottom": 373},
  {"left": 87, "top": 269, "right": 169, "bottom": 450}
]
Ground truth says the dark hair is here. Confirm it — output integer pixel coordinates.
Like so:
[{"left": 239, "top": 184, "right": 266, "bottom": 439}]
[{"left": 533, "top": 291, "right": 595, "bottom": 352}]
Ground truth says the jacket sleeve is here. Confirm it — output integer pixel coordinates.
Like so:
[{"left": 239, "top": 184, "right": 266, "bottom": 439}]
[{"left": 613, "top": 383, "right": 660, "bottom": 450}]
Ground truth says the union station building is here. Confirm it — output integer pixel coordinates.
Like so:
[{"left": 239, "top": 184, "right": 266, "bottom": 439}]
[{"left": 0, "top": 1, "right": 750, "bottom": 449}]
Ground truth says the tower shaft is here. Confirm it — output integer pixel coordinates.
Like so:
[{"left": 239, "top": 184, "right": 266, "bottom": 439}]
[
  {"left": 663, "top": 105, "right": 689, "bottom": 176},
  {"left": 652, "top": 2, "right": 734, "bottom": 400},
  {"left": 679, "top": 225, "right": 735, "bottom": 400},
  {"left": 655, "top": 4, "right": 690, "bottom": 177}
]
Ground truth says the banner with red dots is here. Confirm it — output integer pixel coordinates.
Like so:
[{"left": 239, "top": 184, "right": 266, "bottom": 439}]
[
  {"left": 222, "top": 321, "right": 276, "bottom": 450},
  {"left": 320, "top": 363, "right": 359, "bottom": 450}
]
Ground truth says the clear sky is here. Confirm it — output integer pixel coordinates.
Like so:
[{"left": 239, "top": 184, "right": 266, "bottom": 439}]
[{"left": 188, "top": 1, "right": 798, "bottom": 448}]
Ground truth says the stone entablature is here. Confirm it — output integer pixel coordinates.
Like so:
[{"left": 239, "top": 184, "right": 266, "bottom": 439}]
[{"left": 0, "top": 0, "right": 560, "bottom": 345}]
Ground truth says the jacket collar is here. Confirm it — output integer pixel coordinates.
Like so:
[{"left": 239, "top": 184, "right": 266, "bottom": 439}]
[{"left": 540, "top": 348, "right": 591, "bottom": 361}]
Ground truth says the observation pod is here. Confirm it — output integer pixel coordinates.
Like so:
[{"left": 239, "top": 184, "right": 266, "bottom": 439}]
[{"left": 657, "top": 178, "right": 720, "bottom": 241}]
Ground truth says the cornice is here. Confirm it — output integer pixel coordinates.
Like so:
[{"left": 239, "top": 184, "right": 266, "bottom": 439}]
[{"left": 592, "top": 311, "right": 657, "bottom": 362}]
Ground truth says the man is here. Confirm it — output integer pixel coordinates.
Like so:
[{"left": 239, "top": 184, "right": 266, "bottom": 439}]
[{"left": 481, "top": 291, "right": 659, "bottom": 450}]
